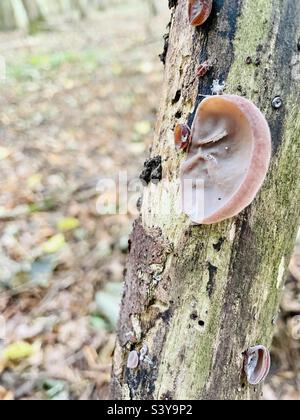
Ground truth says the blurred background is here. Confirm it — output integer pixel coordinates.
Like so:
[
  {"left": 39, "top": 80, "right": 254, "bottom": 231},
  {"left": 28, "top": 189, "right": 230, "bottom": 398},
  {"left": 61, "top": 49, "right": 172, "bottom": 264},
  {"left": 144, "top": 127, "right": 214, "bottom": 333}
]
[{"left": 0, "top": 0, "right": 299, "bottom": 401}]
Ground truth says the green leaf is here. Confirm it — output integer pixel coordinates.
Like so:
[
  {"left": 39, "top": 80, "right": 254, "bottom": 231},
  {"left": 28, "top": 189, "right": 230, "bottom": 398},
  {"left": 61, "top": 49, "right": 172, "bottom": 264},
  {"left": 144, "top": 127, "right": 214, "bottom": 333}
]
[
  {"left": 57, "top": 217, "right": 80, "bottom": 232},
  {"left": 44, "top": 380, "right": 66, "bottom": 399},
  {"left": 29, "top": 198, "right": 56, "bottom": 213},
  {"left": 90, "top": 315, "right": 109, "bottom": 331},
  {"left": 42, "top": 234, "right": 65, "bottom": 254}
]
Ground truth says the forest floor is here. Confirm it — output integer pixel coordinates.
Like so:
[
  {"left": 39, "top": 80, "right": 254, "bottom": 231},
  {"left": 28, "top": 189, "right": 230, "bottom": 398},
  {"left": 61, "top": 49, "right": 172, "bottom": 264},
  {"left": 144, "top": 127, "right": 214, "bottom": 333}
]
[{"left": 0, "top": 0, "right": 299, "bottom": 401}]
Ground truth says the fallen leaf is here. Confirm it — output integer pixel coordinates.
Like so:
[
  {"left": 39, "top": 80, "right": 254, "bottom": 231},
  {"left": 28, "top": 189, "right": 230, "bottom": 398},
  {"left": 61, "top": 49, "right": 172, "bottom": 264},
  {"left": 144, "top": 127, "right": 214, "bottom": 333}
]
[
  {"left": 134, "top": 120, "right": 151, "bottom": 136},
  {"left": 27, "top": 174, "right": 43, "bottom": 190},
  {"left": 43, "top": 379, "right": 68, "bottom": 400},
  {"left": 57, "top": 217, "right": 80, "bottom": 232},
  {"left": 0, "top": 386, "right": 14, "bottom": 401},
  {"left": 111, "top": 63, "right": 123, "bottom": 76},
  {"left": 1, "top": 341, "right": 36, "bottom": 361},
  {"left": 0, "top": 147, "right": 11, "bottom": 160},
  {"left": 14, "top": 315, "right": 57, "bottom": 340},
  {"left": 30, "top": 257, "right": 57, "bottom": 287},
  {"left": 42, "top": 234, "right": 66, "bottom": 254}
]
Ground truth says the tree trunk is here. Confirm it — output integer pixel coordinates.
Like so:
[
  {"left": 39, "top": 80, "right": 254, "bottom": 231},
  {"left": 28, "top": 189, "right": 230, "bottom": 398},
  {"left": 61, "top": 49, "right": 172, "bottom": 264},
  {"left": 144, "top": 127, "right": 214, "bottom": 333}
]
[
  {"left": 23, "top": 0, "right": 41, "bottom": 21},
  {"left": 0, "top": 0, "right": 28, "bottom": 30},
  {"left": 0, "top": 0, "right": 96, "bottom": 30},
  {"left": 111, "top": 0, "right": 300, "bottom": 400}
]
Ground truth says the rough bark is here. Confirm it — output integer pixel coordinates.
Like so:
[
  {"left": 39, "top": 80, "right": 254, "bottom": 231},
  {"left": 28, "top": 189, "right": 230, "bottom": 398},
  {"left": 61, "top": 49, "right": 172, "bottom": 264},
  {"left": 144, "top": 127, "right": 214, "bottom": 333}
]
[{"left": 111, "top": 0, "right": 300, "bottom": 400}]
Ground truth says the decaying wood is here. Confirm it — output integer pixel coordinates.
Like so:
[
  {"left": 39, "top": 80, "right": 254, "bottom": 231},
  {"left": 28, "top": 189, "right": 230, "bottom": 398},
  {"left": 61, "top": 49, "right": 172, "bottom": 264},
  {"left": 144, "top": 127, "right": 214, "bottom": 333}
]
[{"left": 111, "top": 0, "right": 300, "bottom": 400}]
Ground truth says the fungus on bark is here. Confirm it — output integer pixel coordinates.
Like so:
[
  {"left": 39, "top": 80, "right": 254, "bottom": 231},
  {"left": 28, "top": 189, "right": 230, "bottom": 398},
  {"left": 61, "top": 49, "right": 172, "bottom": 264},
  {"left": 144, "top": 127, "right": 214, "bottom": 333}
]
[
  {"left": 188, "top": 0, "right": 213, "bottom": 27},
  {"left": 244, "top": 345, "right": 271, "bottom": 385},
  {"left": 174, "top": 123, "right": 191, "bottom": 151},
  {"left": 181, "top": 95, "right": 272, "bottom": 224},
  {"left": 127, "top": 350, "right": 139, "bottom": 369},
  {"left": 196, "top": 60, "right": 212, "bottom": 77}
]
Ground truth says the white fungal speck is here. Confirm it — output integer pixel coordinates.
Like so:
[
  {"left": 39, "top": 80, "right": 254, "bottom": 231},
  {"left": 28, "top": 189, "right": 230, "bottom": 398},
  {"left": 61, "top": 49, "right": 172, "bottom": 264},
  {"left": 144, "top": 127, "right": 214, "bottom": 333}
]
[
  {"left": 211, "top": 79, "right": 226, "bottom": 95},
  {"left": 140, "top": 344, "right": 148, "bottom": 361},
  {"left": 143, "top": 355, "right": 154, "bottom": 366},
  {"left": 127, "top": 350, "right": 139, "bottom": 369},
  {"left": 206, "top": 153, "right": 217, "bottom": 162}
]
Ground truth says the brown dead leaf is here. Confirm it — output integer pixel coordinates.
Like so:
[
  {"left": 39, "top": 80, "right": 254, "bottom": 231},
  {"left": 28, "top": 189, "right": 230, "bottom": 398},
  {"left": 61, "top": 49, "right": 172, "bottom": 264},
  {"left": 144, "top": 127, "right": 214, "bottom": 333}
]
[
  {"left": 83, "top": 345, "right": 98, "bottom": 369},
  {"left": 0, "top": 386, "right": 14, "bottom": 401}
]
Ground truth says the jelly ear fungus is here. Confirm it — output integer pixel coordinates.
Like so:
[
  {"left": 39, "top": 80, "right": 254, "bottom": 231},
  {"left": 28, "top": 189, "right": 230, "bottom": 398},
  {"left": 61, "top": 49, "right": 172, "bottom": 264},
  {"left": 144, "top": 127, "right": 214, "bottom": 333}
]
[
  {"left": 174, "top": 123, "right": 191, "bottom": 151},
  {"left": 188, "top": 0, "right": 213, "bottom": 26},
  {"left": 181, "top": 95, "right": 272, "bottom": 224},
  {"left": 244, "top": 345, "right": 271, "bottom": 386}
]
